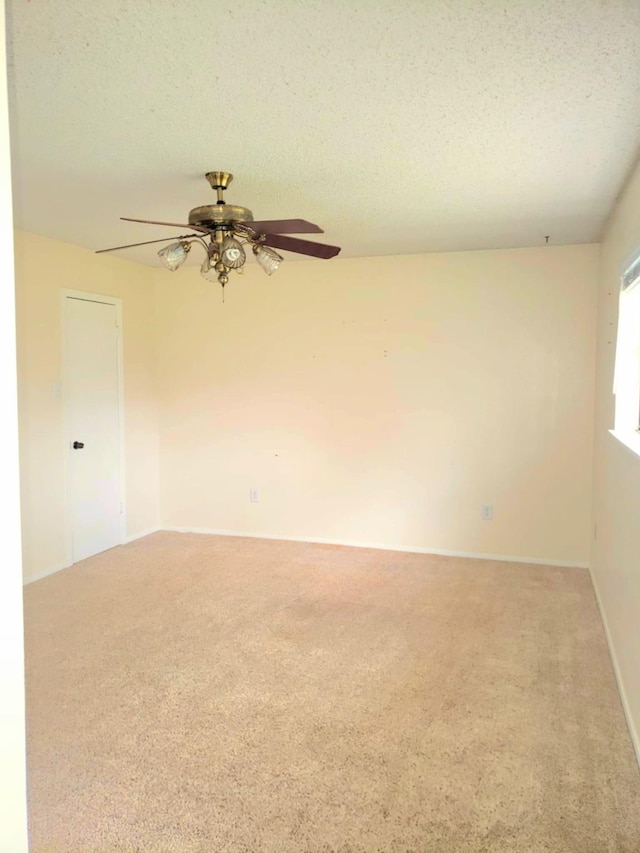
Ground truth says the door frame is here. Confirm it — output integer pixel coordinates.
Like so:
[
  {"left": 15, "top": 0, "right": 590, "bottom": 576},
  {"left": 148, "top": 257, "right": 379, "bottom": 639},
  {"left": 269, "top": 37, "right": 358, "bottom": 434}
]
[{"left": 60, "top": 289, "right": 126, "bottom": 565}]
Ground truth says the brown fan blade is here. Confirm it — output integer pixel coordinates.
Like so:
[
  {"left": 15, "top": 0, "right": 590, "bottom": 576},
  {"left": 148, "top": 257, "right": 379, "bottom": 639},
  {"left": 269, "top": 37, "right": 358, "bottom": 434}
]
[
  {"left": 96, "top": 234, "right": 200, "bottom": 254},
  {"left": 261, "top": 233, "right": 341, "bottom": 259},
  {"left": 121, "top": 217, "right": 212, "bottom": 234},
  {"left": 238, "top": 219, "right": 323, "bottom": 234}
]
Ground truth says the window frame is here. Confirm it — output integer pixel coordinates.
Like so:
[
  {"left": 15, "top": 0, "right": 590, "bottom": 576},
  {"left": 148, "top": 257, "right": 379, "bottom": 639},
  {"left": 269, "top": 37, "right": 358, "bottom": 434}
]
[{"left": 610, "top": 248, "right": 640, "bottom": 458}]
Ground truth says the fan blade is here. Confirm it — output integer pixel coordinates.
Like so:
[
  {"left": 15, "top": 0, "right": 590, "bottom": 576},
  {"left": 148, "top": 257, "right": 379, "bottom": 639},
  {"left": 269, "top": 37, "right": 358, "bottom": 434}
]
[
  {"left": 121, "top": 217, "right": 212, "bottom": 234},
  {"left": 239, "top": 219, "right": 324, "bottom": 234},
  {"left": 96, "top": 234, "right": 200, "bottom": 253},
  {"left": 260, "top": 233, "right": 341, "bottom": 259}
]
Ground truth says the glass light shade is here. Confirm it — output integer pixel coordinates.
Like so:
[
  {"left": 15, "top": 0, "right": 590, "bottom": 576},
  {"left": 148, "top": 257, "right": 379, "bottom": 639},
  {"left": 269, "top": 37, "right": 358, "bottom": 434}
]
[
  {"left": 220, "top": 236, "right": 246, "bottom": 269},
  {"left": 253, "top": 244, "right": 283, "bottom": 275},
  {"left": 158, "top": 241, "right": 190, "bottom": 271},
  {"left": 200, "top": 256, "right": 219, "bottom": 282}
]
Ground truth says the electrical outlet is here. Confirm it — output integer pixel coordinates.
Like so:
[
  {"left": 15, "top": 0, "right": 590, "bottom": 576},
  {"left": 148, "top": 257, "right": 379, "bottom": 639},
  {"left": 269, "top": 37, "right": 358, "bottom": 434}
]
[
  {"left": 250, "top": 488, "right": 259, "bottom": 503},
  {"left": 481, "top": 504, "right": 494, "bottom": 520}
]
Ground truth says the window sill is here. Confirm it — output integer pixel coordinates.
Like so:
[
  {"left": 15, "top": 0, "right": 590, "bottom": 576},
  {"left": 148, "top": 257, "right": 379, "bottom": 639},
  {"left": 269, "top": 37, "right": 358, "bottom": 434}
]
[{"left": 609, "top": 429, "right": 640, "bottom": 459}]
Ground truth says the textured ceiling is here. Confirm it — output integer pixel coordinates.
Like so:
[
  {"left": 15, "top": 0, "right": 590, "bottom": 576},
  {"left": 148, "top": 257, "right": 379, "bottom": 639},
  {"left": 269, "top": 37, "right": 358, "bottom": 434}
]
[{"left": 6, "top": 0, "right": 640, "bottom": 266}]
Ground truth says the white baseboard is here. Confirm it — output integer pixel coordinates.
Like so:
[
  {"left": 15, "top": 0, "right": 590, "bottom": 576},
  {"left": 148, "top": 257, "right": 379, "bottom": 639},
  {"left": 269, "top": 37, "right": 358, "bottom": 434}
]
[
  {"left": 23, "top": 529, "right": 160, "bottom": 585},
  {"left": 125, "top": 527, "right": 160, "bottom": 544},
  {"left": 160, "top": 526, "right": 588, "bottom": 569},
  {"left": 589, "top": 566, "right": 640, "bottom": 768},
  {"left": 22, "top": 528, "right": 587, "bottom": 586},
  {"left": 23, "top": 561, "right": 72, "bottom": 585}
]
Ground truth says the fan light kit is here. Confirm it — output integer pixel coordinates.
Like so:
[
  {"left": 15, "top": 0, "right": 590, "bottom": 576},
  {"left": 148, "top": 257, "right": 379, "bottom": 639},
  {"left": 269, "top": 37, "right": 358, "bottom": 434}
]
[{"left": 97, "top": 171, "right": 341, "bottom": 290}]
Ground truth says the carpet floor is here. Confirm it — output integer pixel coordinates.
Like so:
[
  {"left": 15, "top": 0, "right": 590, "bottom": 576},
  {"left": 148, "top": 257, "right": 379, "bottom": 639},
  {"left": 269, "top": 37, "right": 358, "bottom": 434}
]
[{"left": 24, "top": 532, "right": 640, "bottom": 852}]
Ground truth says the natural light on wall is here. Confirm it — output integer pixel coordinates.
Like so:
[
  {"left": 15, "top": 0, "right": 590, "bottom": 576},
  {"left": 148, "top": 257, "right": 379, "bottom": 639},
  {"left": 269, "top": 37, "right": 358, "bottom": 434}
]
[{"left": 612, "top": 249, "right": 640, "bottom": 456}]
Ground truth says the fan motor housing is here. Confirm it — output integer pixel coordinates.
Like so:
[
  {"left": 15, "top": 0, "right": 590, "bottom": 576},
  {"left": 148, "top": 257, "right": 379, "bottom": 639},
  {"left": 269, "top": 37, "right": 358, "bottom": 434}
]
[{"left": 189, "top": 204, "right": 254, "bottom": 228}]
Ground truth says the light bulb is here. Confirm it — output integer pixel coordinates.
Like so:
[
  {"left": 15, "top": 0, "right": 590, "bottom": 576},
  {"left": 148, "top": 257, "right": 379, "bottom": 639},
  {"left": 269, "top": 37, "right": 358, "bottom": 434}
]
[
  {"left": 158, "top": 241, "right": 190, "bottom": 271},
  {"left": 220, "top": 236, "right": 246, "bottom": 269},
  {"left": 253, "top": 243, "right": 283, "bottom": 275}
]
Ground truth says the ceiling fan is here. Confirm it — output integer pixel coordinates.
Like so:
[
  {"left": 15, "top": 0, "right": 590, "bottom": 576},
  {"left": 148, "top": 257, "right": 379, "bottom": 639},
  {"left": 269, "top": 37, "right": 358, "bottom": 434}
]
[{"left": 96, "top": 171, "right": 341, "bottom": 289}]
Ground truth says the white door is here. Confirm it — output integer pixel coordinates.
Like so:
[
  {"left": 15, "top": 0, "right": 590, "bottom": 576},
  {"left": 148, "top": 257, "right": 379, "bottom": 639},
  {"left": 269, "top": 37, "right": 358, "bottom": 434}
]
[{"left": 64, "top": 296, "right": 123, "bottom": 562}]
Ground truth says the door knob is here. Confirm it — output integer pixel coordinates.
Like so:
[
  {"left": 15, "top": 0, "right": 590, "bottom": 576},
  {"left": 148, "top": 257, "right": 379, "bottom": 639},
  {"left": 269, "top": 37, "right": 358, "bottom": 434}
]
[{"left": 72, "top": 441, "right": 85, "bottom": 449}]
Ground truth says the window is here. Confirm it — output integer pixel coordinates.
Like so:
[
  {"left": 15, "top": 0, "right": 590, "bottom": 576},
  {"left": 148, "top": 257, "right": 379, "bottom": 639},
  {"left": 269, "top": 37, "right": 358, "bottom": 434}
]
[{"left": 612, "top": 250, "right": 640, "bottom": 456}]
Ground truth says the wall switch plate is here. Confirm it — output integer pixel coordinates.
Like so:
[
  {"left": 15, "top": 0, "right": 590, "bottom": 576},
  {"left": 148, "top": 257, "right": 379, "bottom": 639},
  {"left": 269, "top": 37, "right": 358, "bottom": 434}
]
[
  {"left": 250, "top": 488, "right": 259, "bottom": 503},
  {"left": 481, "top": 504, "right": 494, "bottom": 520}
]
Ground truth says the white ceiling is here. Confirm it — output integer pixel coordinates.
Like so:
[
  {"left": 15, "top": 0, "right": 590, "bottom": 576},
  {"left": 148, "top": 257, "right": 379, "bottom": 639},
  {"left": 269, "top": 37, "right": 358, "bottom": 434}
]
[{"left": 6, "top": 0, "right": 640, "bottom": 266}]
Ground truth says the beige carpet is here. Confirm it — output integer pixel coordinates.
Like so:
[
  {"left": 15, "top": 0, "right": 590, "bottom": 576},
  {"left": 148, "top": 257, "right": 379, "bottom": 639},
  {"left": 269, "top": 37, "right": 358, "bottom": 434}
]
[{"left": 24, "top": 532, "right": 640, "bottom": 852}]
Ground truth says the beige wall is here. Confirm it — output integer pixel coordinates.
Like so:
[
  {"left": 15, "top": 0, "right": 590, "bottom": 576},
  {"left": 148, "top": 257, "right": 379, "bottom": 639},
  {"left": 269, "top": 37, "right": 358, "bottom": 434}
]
[
  {"left": 591, "top": 157, "right": 640, "bottom": 760},
  {"left": 1, "top": 0, "right": 28, "bottom": 843},
  {"left": 15, "top": 230, "right": 159, "bottom": 583},
  {"left": 157, "top": 244, "right": 598, "bottom": 566},
  {"left": 15, "top": 235, "right": 599, "bottom": 580}
]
